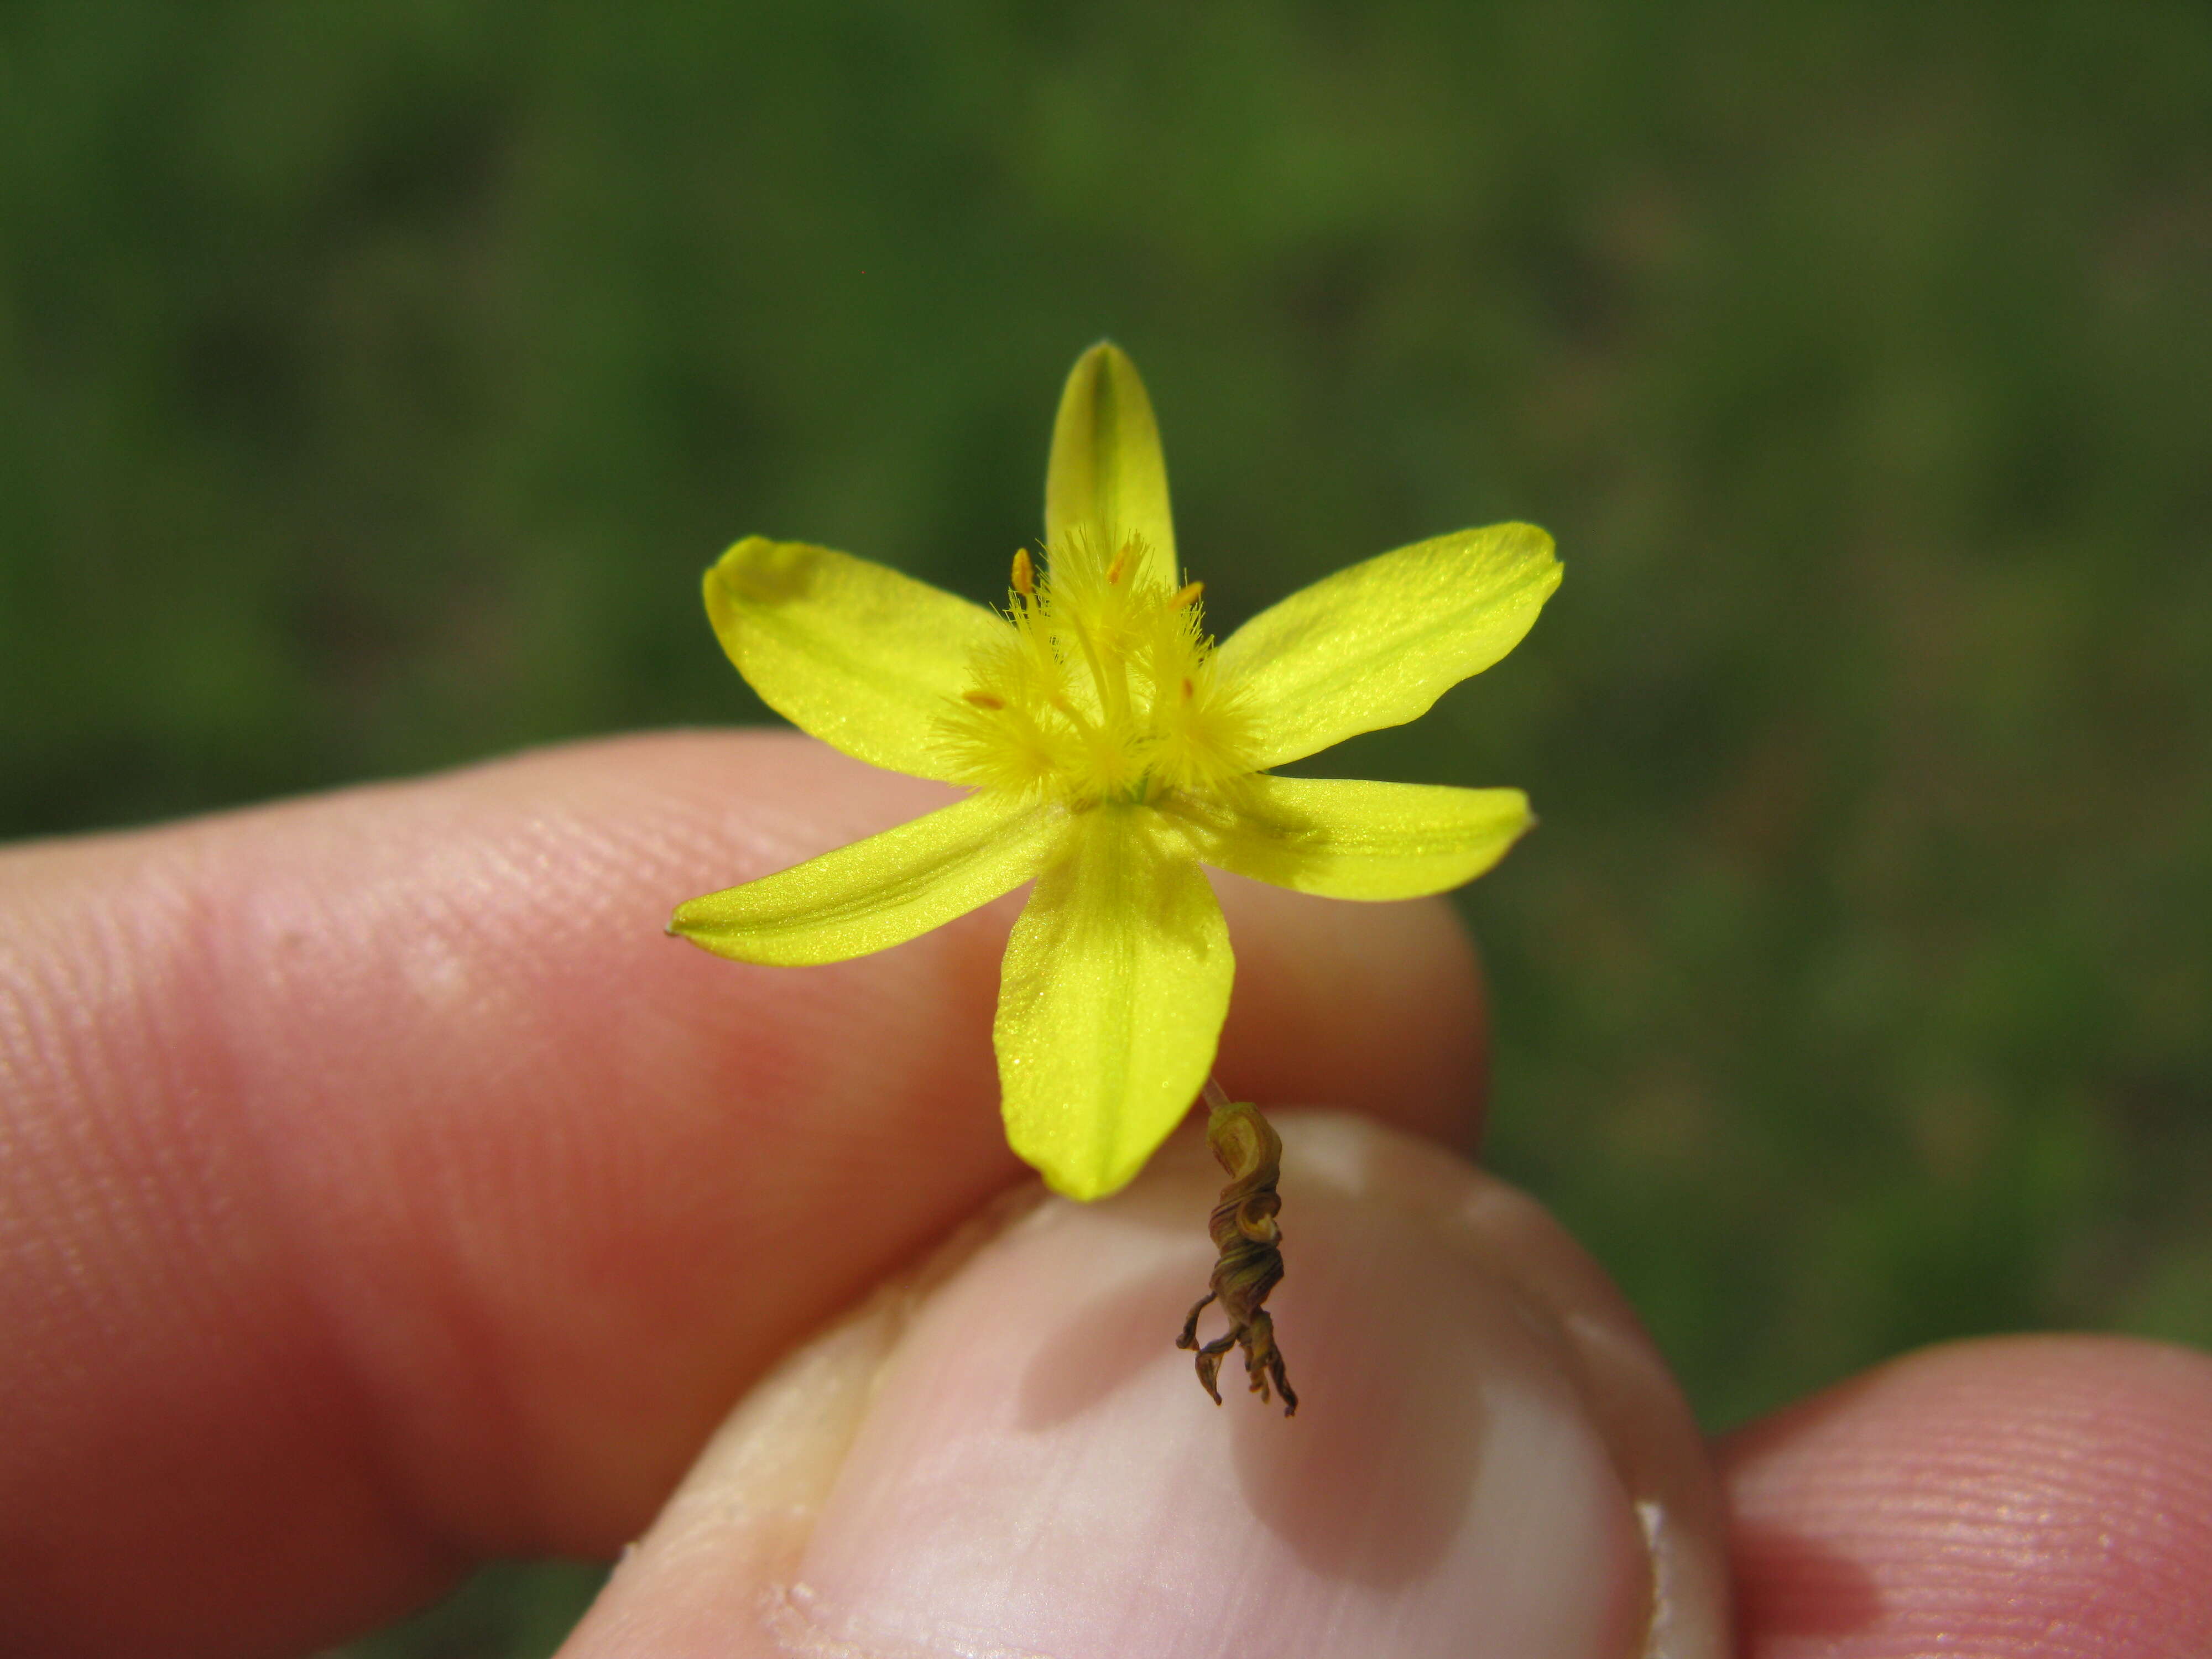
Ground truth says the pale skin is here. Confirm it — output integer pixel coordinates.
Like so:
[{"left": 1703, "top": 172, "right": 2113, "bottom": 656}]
[{"left": 3, "top": 730, "right": 2210, "bottom": 1658}]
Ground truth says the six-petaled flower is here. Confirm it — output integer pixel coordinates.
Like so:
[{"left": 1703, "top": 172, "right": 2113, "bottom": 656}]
[{"left": 671, "top": 345, "right": 1561, "bottom": 1200}]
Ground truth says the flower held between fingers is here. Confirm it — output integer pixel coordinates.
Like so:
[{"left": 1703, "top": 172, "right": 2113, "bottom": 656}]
[{"left": 671, "top": 345, "right": 1561, "bottom": 1201}]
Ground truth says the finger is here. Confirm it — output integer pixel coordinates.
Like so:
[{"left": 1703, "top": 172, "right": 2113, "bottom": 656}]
[
  {"left": 559, "top": 1112, "right": 1729, "bottom": 1659},
  {"left": 1721, "top": 1334, "right": 2212, "bottom": 1658},
  {"left": 0, "top": 731, "right": 1486, "bottom": 1659}
]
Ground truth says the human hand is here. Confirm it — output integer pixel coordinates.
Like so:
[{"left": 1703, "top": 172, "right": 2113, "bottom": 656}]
[{"left": 4, "top": 733, "right": 2207, "bottom": 1658}]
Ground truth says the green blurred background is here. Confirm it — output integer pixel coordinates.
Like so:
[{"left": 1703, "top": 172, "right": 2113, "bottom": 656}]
[{"left": 6, "top": 2, "right": 2210, "bottom": 1652}]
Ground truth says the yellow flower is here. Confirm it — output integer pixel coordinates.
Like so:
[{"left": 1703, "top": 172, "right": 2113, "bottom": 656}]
[{"left": 672, "top": 344, "right": 1561, "bottom": 1200}]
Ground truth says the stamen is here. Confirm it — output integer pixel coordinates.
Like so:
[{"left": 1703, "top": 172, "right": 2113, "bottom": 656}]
[
  {"left": 1010, "top": 548, "right": 1036, "bottom": 598},
  {"left": 1181, "top": 676, "right": 1195, "bottom": 702},
  {"left": 1106, "top": 541, "right": 1129, "bottom": 585},
  {"left": 962, "top": 690, "right": 1006, "bottom": 709},
  {"left": 1171, "top": 580, "right": 1204, "bottom": 609}
]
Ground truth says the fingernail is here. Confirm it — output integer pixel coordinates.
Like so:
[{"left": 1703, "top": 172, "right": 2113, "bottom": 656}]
[{"left": 566, "top": 1113, "right": 1729, "bottom": 1658}]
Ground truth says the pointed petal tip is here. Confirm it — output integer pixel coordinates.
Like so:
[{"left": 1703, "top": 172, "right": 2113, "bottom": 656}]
[
  {"left": 1021, "top": 1131, "right": 1160, "bottom": 1203},
  {"left": 1478, "top": 519, "right": 1563, "bottom": 574},
  {"left": 1060, "top": 338, "right": 1149, "bottom": 400},
  {"left": 1046, "top": 342, "right": 1175, "bottom": 578},
  {"left": 1077, "top": 338, "right": 1132, "bottom": 373},
  {"left": 1036, "top": 1162, "right": 1121, "bottom": 1205}
]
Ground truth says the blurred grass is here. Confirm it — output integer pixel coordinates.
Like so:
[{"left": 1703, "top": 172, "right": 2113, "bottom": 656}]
[{"left": 4, "top": 1, "right": 2209, "bottom": 1652}]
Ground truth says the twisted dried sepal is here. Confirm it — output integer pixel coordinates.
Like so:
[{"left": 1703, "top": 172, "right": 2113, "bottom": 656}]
[{"left": 1176, "top": 1099, "right": 1298, "bottom": 1416}]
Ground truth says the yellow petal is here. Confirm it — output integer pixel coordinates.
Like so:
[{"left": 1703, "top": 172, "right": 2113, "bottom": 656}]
[
  {"left": 706, "top": 536, "right": 1005, "bottom": 782},
  {"left": 1214, "top": 522, "right": 1562, "bottom": 768},
  {"left": 1044, "top": 343, "right": 1176, "bottom": 589},
  {"left": 670, "top": 790, "right": 1057, "bottom": 966},
  {"left": 1171, "top": 775, "right": 1532, "bottom": 900},
  {"left": 994, "top": 807, "right": 1231, "bottom": 1200}
]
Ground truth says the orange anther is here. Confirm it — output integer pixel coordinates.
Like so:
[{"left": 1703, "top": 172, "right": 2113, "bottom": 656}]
[
  {"left": 963, "top": 690, "right": 1006, "bottom": 709},
  {"left": 1010, "top": 548, "right": 1036, "bottom": 598},
  {"left": 1171, "top": 580, "right": 1204, "bottom": 609}
]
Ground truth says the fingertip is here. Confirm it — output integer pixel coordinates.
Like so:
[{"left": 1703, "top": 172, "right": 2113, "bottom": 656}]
[
  {"left": 562, "top": 1114, "right": 1723, "bottom": 1659},
  {"left": 0, "top": 731, "right": 1495, "bottom": 1655},
  {"left": 1722, "top": 1334, "right": 2212, "bottom": 1658}
]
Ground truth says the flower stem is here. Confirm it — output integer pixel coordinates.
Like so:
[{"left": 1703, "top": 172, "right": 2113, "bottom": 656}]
[{"left": 1176, "top": 1089, "right": 1298, "bottom": 1416}]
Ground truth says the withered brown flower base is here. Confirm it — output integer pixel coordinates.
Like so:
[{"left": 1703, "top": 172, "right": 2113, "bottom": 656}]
[{"left": 1177, "top": 1095, "right": 1298, "bottom": 1416}]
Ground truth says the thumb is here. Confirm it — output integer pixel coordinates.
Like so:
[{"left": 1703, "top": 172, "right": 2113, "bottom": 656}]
[{"left": 559, "top": 1112, "right": 1730, "bottom": 1659}]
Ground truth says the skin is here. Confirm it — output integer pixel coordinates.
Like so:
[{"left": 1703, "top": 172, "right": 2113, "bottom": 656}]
[{"left": 2, "top": 730, "right": 2208, "bottom": 1658}]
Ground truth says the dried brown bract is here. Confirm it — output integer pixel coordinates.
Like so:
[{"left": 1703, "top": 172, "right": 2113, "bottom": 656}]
[{"left": 1177, "top": 1099, "right": 1298, "bottom": 1415}]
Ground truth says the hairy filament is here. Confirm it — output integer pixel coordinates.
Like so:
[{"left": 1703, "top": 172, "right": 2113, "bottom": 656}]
[{"left": 942, "top": 524, "right": 1259, "bottom": 810}]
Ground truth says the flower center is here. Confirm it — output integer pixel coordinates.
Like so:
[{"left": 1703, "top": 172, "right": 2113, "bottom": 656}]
[{"left": 941, "top": 530, "right": 1258, "bottom": 807}]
